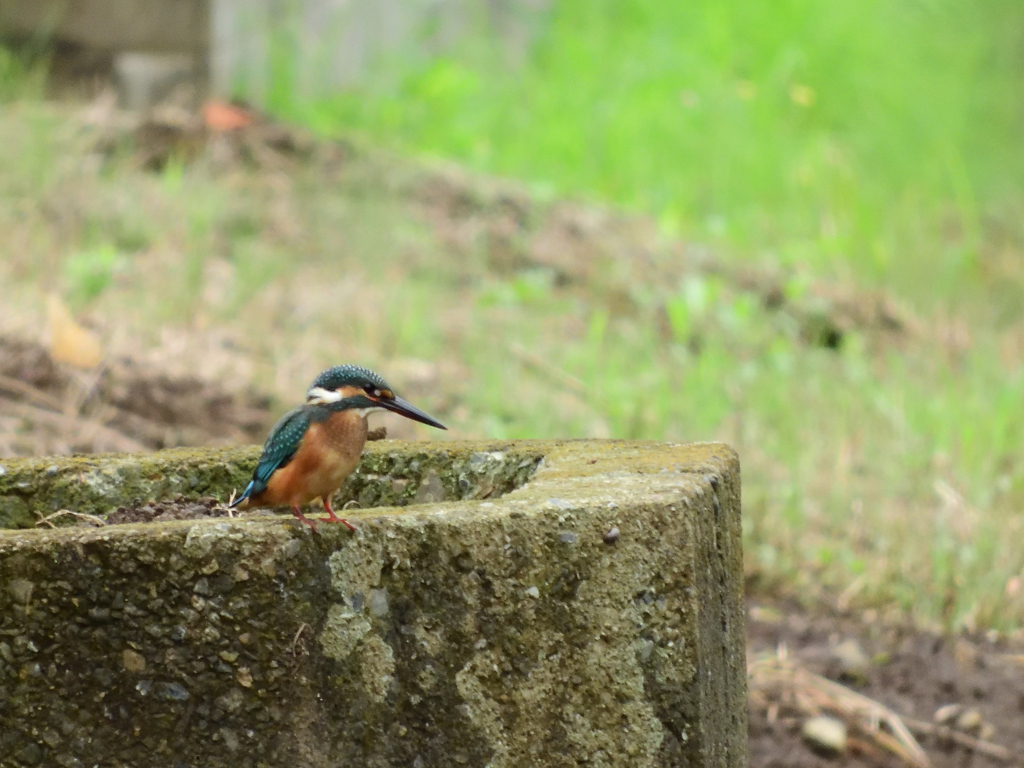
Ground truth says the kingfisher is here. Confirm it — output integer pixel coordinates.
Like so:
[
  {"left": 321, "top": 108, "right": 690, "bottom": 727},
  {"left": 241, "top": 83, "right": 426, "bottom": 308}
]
[{"left": 230, "top": 365, "right": 446, "bottom": 531}]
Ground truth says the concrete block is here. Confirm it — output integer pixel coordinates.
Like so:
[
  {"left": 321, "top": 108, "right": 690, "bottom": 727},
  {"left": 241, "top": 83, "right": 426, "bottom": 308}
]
[
  {"left": 210, "top": 0, "right": 551, "bottom": 100},
  {"left": 0, "top": 0, "right": 207, "bottom": 54},
  {"left": 113, "top": 51, "right": 196, "bottom": 110},
  {"left": 0, "top": 440, "right": 746, "bottom": 767}
]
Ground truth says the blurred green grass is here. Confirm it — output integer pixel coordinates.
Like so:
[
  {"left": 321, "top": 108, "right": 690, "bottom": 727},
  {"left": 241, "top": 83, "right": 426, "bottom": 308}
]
[
  {"left": 0, "top": 46, "right": 46, "bottom": 103},
  {"left": 2, "top": 0, "right": 1024, "bottom": 632},
  {"left": 276, "top": 0, "right": 1024, "bottom": 306}
]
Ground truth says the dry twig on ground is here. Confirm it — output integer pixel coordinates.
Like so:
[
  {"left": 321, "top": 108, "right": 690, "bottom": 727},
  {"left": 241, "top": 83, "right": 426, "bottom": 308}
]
[
  {"left": 901, "top": 716, "right": 1016, "bottom": 764},
  {"left": 34, "top": 509, "right": 108, "bottom": 528},
  {"left": 749, "top": 648, "right": 1023, "bottom": 767},
  {"left": 0, "top": 372, "right": 68, "bottom": 411},
  {"left": 0, "top": 398, "right": 148, "bottom": 453},
  {"left": 749, "top": 648, "right": 930, "bottom": 768}
]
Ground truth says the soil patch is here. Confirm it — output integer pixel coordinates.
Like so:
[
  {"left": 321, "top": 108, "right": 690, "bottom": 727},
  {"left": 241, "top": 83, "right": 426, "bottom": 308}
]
[
  {"left": 0, "top": 335, "right": 274, "bottom": 457},
  {"left": 101, "top": 497, "right": 282, "bottom": 525},
  {"left": 748, "top": 600, "right": 1024, "bottom": 768},
  {"left": 104, "top": 496, "right": 232, "bottom": 525},
  {"left": 58, "top": 497, "right": 318, "bottom": 527}
]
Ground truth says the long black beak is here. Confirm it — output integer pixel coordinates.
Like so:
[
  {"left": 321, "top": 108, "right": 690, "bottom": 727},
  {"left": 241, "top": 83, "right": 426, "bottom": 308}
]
[{"left": 381, "top": 396, "right": 447, "bottom": 430}]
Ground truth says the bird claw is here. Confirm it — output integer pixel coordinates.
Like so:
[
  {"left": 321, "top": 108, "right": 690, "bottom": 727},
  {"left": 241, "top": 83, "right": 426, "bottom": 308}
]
[
  {"left": 291, "top": 506, "right": 320, "bottom": 533},
  {"left": 329, "top": 517, "right": 359, "bottom": 533},
  {"left": 322, "top": 499, "right": 358, "bottom": 532}
]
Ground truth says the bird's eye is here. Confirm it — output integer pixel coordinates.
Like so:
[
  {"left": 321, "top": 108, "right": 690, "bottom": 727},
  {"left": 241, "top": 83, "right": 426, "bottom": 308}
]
[{"left": 367, "top": 387, "right": 382, "bottom": 398}]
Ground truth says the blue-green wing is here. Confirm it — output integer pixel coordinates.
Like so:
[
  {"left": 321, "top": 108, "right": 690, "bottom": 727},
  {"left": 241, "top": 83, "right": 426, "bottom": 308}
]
[{"left": 231, "top": 407, "right": 310, "bottom": 505}]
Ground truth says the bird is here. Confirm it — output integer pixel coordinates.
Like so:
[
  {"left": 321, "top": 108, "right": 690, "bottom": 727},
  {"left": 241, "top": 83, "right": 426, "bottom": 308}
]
[{"left": 229, "top": 365, "right": 446, "bottom": 531}]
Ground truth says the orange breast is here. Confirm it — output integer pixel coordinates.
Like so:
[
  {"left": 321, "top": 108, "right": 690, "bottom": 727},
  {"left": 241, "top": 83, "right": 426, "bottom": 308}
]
[{"left": 253, "top": 410, "right": 368, "bottom": 508}]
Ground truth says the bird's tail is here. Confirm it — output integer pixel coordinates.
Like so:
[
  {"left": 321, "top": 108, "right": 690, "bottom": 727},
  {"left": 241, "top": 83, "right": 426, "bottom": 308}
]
[{"left": 229, "top": 481, "right": 255, "bottom": 509}]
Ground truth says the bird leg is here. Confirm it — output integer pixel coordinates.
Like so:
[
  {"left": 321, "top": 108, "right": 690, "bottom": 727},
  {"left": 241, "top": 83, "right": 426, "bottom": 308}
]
[
  {"left": 291, "top": 505, "right": 319, "bottom": 533},
  {"left": 322, "top": 498, "right": 357, "bottom": 532}
]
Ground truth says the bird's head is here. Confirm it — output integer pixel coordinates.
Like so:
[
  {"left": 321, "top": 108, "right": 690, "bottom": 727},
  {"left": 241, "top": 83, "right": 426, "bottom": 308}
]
[{"left": 306, "top": 365, "right": 447, "bottom": 430}]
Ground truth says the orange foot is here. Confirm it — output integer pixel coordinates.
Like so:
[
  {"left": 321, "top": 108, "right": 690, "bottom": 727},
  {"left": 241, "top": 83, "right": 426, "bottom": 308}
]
[
  {"left": 323, "top": 498, "right": 357, "bottom": 533},
  {"left": 291, "top": 505, "right": 319, "bottom": 533}
]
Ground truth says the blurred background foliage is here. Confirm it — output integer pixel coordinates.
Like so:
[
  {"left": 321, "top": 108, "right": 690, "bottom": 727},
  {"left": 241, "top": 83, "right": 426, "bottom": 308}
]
[
  {"left": 2, "top": 0, "right": 1024, "bottom": 630},
  {"left": 277, "top": 0, "right": 1024, "bottom": 307}
]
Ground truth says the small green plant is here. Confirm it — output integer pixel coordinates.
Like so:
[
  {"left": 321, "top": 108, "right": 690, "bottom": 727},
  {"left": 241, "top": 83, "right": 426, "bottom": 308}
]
[
  {"left": 64, "top": 245, "right": 125, "bottom": 303},
  {"left": 477, "top": 269, "right": 556, "bottom": 308},
  {"left": 0, "top": 46, "right": 46, "bottom": 103}
]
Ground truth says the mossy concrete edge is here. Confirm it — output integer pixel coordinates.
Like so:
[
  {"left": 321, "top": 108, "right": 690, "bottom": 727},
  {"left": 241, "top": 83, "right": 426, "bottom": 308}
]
[
  {"left": 0, "top": 440, "right": 548, "bottom": 528},
  {"left": 0, "top": 439, "right": 727, "bottom": 529}
]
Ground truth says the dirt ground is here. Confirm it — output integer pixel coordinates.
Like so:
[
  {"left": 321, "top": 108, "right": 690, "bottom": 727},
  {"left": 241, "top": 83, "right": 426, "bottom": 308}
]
[
  {"left": 0, "top": 335, "right": 273, "bottom": 457},
  {"left": 748, "top": 600, "right": 1024, "bottom": 768}
]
